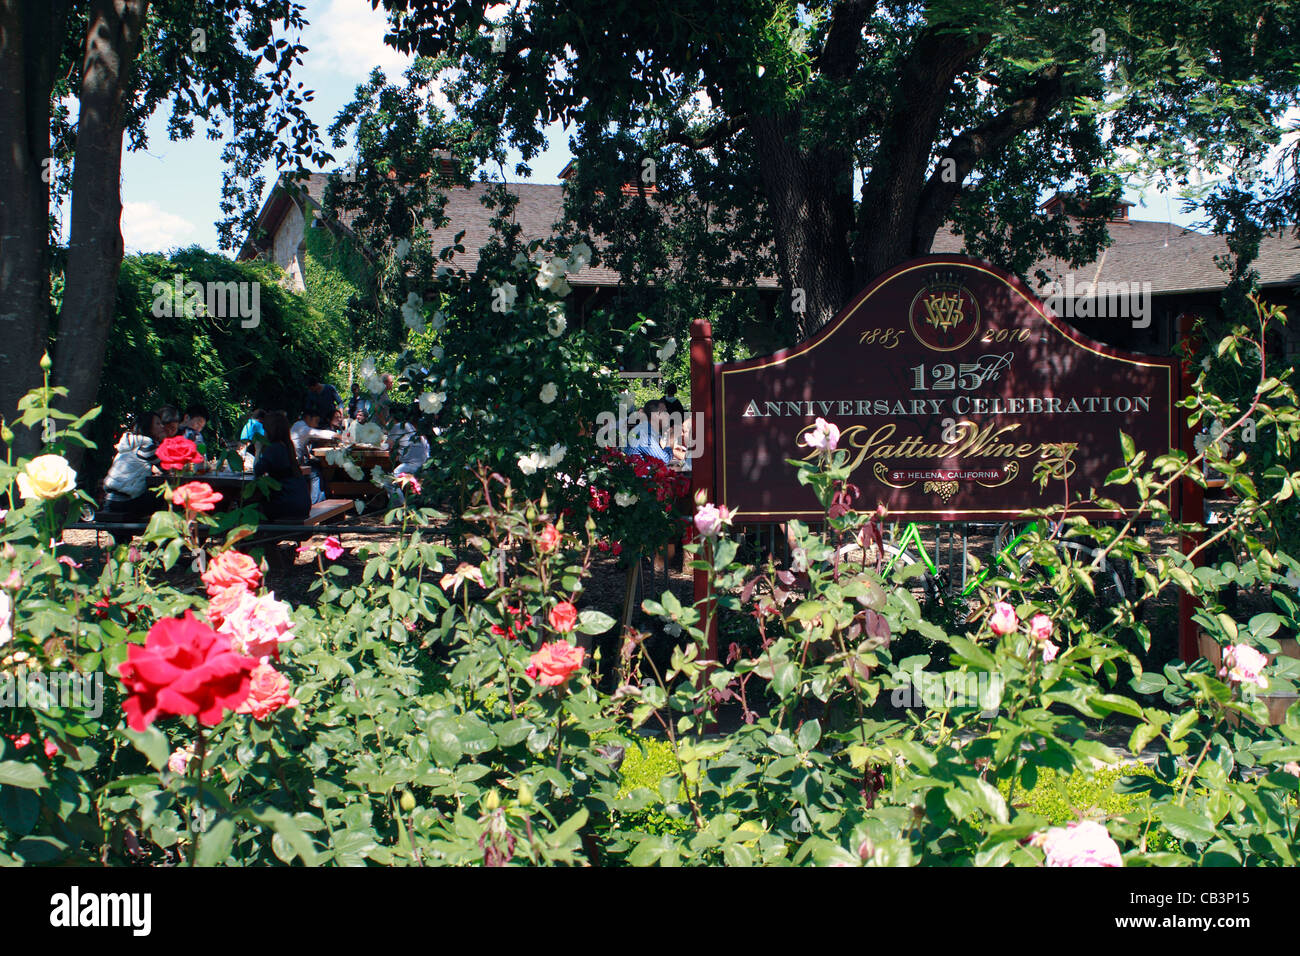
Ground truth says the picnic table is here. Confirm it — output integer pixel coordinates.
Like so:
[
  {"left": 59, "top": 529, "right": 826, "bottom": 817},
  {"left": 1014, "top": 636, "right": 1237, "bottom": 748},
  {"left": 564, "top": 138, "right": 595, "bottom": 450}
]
[{"left": 309, "top": 444, "right": 392, "bottom": 499}]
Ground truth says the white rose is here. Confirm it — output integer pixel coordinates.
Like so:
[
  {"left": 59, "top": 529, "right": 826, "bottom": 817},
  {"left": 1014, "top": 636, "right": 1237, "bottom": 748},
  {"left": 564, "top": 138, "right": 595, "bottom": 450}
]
[
  {"left": 547, "top": 314, "right": 567, "bottom": 337},
  {"left": 614, "top": 491, "right": 637, "bottom": 507},
  {"left": 356, "top": 422, "right": 385, "bottom": 445},
  {"left": 536, "top": 256, "right": 571, "bottom": 295},
  {"left": 365, "top": 374, "right": 385, "bottom": 395},
  {"left": 360, "top": 356, "right": 377, "bottom": 378},
  {"left": 493, "top": 282, "right": 518, "bottom": 312},
  {"left": 544, "top": 443, "right": 566, "bottom": 467},
  {"left": 419, "top": 391, "right": 446, "bottom": 414},
  {"left": 517, "top": 453, "right": 541, "bottom": 476},
  {"left": 343, "top": 461, "right": 364, "bottom": 481},
  {"left": 657, "top": 337, "right": 677, "bottom": 361},
  {"left": 540, "top": 383, "right": 557, "bottom": 404},
  {"left": 568, "top": 242, "right": 592, "bottom": 271}
]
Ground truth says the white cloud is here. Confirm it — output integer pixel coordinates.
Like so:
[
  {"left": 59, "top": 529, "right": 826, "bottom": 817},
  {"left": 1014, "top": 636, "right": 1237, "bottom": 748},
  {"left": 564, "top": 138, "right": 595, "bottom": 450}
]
[
  {"left": 306, "top": 0, "right": 414, "bottom": 78},
  {"left": 121, "top": 201, "right": 197, "bottom": 252}
]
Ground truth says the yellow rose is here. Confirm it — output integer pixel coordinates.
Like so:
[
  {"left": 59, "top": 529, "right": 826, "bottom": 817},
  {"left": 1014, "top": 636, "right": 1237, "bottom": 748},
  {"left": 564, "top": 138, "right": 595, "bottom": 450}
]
[{"left": 16, "top": 454, "right": 77, "bottom": 501}]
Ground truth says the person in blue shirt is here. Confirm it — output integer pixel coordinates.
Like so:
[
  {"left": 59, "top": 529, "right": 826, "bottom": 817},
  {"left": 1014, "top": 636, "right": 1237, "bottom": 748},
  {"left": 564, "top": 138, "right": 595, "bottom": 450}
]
[{"left": 623, "top": 399, "right": 685, "bottom": 466}]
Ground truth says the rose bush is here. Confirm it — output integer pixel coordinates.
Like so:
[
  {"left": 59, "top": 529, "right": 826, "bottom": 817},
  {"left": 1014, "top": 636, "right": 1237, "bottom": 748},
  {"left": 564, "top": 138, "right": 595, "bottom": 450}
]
[{"left": 0, "top": 297, "right": 1298, "bottom": 867}]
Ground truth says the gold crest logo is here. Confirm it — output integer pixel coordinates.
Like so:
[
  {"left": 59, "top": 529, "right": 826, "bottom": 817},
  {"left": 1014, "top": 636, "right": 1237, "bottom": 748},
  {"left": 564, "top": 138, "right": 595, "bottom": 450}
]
[{"left": 909, "top": 275, "right": 980, "bottom": 351}]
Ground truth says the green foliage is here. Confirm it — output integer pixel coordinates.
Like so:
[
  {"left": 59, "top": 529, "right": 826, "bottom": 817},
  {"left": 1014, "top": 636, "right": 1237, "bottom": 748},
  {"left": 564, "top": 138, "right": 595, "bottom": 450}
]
[{"left": 89, "top": 248, "right": 343, "bottom": 478}]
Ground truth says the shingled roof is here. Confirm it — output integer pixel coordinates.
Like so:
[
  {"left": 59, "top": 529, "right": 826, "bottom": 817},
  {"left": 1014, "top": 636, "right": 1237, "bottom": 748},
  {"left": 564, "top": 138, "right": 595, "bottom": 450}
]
[{"left": 239, "top": 171, "right": 1300, "bottom": 298}]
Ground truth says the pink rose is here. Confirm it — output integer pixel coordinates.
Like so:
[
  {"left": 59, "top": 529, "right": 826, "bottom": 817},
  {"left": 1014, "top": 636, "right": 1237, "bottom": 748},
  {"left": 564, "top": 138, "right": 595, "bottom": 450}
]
[
  {"left": 806, "top": 417, "right": 840, "bottom": 452},
  {"left": 989, "top": 601, "right": 1018, "bottom": 636},
  {"left": 1282, "top": 761, "right": 1299, "bottom": 777},
  {"left": 217, "top": 590, "right": 295, "bottom": 660},
  {"left": 206, "top": 585, "right": 247, "bottom": 629},
  {"left": 1219, "top": 643, "right": 1268, "bottom": 689},
  {"left": 201, "top": 550, "right": 262, "bottom": 597},
  {"left": 323, "top": 536, "right": 344, "bottom": 560},
  {"left": 3, "top": 568, "right": 20, "bottom": 589},
  {"left": 537, "top": 523, "right": 561, "bottom": 554},
  {"left": 693, "top": 502, "right": 733, "bottom": 538},
  {"left": 235, "top": 662, "right": 299, "bottom": 720},
  {"left": 1041, "top": 641, "right": 1059, "bottom": 663},
  {"left": 171, "top": 481, "right": 223, "bottom": 514},
  {"left": 168, "top": 746, "right": 195, "bottom": 774},
  {"left": 1040, "top": 820, "right": 1122, "bottom": 867},
  {"left": 1029, "top": 614, "right": 1053, "bottom": 642}
]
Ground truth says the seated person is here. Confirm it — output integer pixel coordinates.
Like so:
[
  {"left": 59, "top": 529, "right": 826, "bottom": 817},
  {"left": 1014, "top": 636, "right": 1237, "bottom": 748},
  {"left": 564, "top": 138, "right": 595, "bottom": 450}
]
[
  {"left": 156, "top": 404, "right": 181, "bottom": 439},
  {"left": 254, "top": 411, "right": 310, "bottom": 520},
  {"left": 290, "top": 410, "right": 338, "bottom": 504},
  {"left": 180, "top": 404, "right": 210, "bottom": 457},
  {"left": 237, "top": 409, "right": 267, "bottom": 470},
  {"left": 102, "top": 409, "right": 164, "bottom": 515},
  {"left": 623, "top": 399, "right": 688, "bottom": 470}
]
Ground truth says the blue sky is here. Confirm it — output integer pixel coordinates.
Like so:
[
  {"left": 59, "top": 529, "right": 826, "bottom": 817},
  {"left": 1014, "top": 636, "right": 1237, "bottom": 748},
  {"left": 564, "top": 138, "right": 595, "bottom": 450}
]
[{"left": 112, "top": 0, "right": 1211, "bottom": 255}]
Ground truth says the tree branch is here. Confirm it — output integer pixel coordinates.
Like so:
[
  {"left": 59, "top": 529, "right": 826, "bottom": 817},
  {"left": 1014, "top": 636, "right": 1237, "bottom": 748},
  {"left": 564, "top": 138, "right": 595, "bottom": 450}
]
[
  {"left": 912, "top": 65, "right": 1068, "bottom": 248},
  {"left": 663, "top": 113, "right": 749, "bottom": 151}
]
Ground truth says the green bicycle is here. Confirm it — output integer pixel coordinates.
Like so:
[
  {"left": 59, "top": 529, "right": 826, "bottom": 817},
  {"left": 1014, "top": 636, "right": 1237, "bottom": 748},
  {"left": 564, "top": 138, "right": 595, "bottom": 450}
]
[{"left": 838, "top": 518, "right": 1132, "bottom": 621}]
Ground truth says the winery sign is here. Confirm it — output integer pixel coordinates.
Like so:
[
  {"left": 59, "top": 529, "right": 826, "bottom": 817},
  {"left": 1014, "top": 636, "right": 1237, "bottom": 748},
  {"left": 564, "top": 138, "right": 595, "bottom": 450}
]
[{"left": 713, "top": 255, "right": 1178, "bottom": 520}]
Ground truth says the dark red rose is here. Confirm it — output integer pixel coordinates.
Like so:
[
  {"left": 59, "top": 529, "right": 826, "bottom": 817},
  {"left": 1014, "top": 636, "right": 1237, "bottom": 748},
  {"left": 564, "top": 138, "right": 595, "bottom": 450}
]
[
  {"left": 156, "top": 436, "right": 203, "bottom": 471},
  {"left": 118, "top": 610, "right": 256, "bottom": 731},
  {"left": 590, "top": 487, "right": 610, "bottom": 512}
]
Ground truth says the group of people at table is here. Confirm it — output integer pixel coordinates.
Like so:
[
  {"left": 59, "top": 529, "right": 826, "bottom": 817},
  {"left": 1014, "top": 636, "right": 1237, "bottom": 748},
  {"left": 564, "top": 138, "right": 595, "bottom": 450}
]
[{"left": 100, "top": 380, "right": 430, "bottom": 521}]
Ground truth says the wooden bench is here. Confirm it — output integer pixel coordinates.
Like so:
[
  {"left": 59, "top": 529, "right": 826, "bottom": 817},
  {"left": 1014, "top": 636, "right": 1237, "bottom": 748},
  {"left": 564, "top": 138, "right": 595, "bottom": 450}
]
[{"left": 303, "top": 498, "right": 354, "bottom": 526}]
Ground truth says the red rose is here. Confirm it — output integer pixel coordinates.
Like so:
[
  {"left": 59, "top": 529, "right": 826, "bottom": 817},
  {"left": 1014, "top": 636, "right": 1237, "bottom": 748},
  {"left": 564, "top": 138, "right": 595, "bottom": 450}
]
[
  {"left": 171, "top": 481, "right": 222, "bottom": 513},
  {"left": 537, "top": 523, "right": 561, "bottom": 554},
  {"left": 201, "top": 550, "right": 262, "bottom": 597},
  {"left": 156, "top": 436, "right": 204, "bottom": 471},
  {"left": 589, "top": 488, "right": 610, "bottom": 512},
  {"left": 548, "top": 601, "right": 578, "bottom": 634},
  {"left": 528, "top": 640, "right": 585, "bottom": 687},
  {"left": 117, "top": 610, "right": 257, "bottom": 731}
]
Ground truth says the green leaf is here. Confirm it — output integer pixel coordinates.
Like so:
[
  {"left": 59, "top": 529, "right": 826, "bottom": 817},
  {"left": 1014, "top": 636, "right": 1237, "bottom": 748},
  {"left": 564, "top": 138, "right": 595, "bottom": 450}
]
[
  {"left": 197, "top": 817, "right": 237, "bottom": 866},
  {"left": 0, "top": 762, "right": 46, "bottom": 790},
  {"left": 123, "top": 726, "right": 171, "bottom": 771},
  {"left": 797, "top": 719, "right": 822, "bottom": 751},
  {"left": 1155, "top": 804, "right": 1216, "bottom": 844},
  {"left": 576, "top": 609, "right": 616, "bottom": 635}
]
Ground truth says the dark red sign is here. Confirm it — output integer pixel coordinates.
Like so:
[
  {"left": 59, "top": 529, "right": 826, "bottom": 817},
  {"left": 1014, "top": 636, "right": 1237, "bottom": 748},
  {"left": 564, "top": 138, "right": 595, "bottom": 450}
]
[{"left": 714, "top": 256, "right": 1178, "bottom": 520}]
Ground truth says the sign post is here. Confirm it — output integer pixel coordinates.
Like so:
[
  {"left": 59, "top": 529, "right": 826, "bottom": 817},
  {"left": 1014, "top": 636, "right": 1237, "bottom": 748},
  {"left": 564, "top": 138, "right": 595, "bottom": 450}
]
[{"left": 689, "top": 319, "right": 718, "bottom": 664}]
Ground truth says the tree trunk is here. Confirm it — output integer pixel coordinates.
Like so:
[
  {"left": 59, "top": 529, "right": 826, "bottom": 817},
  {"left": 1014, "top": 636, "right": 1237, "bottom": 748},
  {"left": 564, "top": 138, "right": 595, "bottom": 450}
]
[
  {"left": 53, "top": 0, "right": 149, "bottom": 461},
  {"left": 750, "top": 112, "right": 856, "bottom": 339},
  {"left": 0, "top": 0, "right": 70, "bottom": 454}
]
